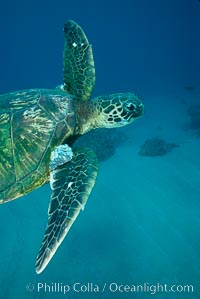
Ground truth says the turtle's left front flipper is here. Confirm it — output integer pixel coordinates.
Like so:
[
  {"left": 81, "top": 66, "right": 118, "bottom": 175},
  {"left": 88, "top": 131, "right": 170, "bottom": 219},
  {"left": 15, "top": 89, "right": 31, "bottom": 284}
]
[
  {"left": 35, "top": 148, "right": 98, "bottom": 274},
  {"left": 63, "top": 20, "right": 95, "bottom": 101}
]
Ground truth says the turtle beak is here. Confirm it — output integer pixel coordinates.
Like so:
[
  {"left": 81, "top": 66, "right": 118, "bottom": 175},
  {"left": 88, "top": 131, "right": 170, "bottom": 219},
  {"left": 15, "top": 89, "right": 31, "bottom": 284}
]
[
  {"left": 133, "top": 102, "right": 144, "bottom": 118},
  {"left": 124, "top": 101, "right": 144, "bottom": 122}
]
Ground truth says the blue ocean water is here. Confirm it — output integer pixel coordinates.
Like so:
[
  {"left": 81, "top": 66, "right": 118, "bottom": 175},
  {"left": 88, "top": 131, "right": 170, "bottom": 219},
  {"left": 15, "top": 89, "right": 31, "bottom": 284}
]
[{"left": 0, "top": 0, "right": 200, "bottom": 298}]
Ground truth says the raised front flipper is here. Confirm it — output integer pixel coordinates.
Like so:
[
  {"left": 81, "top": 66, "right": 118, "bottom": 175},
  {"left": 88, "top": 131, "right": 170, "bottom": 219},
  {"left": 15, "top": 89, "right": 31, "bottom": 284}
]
[
  {"left": 63, "top": 20, "right": 95, "bottom": 101},
  {"left": 35, "top": 147, "right": 98, "bottom": 274}
]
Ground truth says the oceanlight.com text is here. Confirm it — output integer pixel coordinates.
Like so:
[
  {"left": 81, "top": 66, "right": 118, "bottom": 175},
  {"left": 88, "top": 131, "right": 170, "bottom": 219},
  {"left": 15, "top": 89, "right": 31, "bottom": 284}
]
[{"left": 26, "top": 281, "right": 194, "bottom": 295}]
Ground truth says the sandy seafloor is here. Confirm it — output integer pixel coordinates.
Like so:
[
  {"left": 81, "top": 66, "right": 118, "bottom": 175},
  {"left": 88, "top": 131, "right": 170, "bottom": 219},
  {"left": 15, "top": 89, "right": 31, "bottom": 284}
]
[
  {"left": 0, "top": 0, "right": 200, "bottom": 298},
  {"left": 0, "top": 91, "right": 200, "bottom": 299}
]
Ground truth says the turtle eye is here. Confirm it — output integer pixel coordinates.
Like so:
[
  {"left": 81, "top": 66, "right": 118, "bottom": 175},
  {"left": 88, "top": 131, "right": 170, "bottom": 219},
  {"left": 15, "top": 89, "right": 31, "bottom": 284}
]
[{"left": 124, "top": 102, "right": 136, "bottom": 112}]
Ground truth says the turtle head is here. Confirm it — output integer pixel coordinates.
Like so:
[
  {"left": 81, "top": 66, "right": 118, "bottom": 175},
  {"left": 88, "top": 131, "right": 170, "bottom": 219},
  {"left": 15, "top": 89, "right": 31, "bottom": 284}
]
[
  {"left": 92, "top": 92, "right": 144, "bottom": 129},
  {"left": 75, "top": 93, "right": 144, "bottom": 134}
]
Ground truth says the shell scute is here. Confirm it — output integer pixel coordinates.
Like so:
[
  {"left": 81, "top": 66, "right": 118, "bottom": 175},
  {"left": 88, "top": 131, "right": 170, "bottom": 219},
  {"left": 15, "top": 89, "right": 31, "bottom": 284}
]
[{"left": 0, "top": 89, "right": 74, "bottom": 201}]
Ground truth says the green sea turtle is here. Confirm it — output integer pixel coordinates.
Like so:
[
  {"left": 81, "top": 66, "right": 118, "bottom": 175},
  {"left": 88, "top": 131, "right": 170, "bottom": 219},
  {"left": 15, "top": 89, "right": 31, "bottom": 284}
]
[{"left": 0, "top": 20, "right": 144, "bottom": 274}]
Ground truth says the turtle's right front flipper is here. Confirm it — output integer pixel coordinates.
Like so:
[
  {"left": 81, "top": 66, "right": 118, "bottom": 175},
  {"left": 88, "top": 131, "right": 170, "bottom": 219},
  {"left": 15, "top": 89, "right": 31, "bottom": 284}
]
[{"left": 35, "top": 147, "right": 98, "bottom": 274}]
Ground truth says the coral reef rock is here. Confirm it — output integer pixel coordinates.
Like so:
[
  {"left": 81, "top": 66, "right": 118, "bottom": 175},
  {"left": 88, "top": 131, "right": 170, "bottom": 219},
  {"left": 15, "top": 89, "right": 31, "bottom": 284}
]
[
  {"left": 186, "top": 104, "right": 200, "bottom": 138},
  {"left": 184, "top": 85, "right": 195, "bottom": 91},
  {"left": 139, "top": 137, "right": 179, "bottom": 157}
]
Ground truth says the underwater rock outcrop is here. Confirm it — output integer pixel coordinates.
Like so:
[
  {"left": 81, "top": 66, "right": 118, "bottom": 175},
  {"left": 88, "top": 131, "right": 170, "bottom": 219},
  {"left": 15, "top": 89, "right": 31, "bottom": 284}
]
[
  {"left": 185, "top": 104, "right": 200, "bottom": 138},
  {"left": 184, "top": 85, "right": 195, "bottom": 91},
  {"left": 74, "top": 128, "right": 129, "bottom": 162},
  {"left": 138, "top": 137, "right": 179, "bottom": 157}
]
